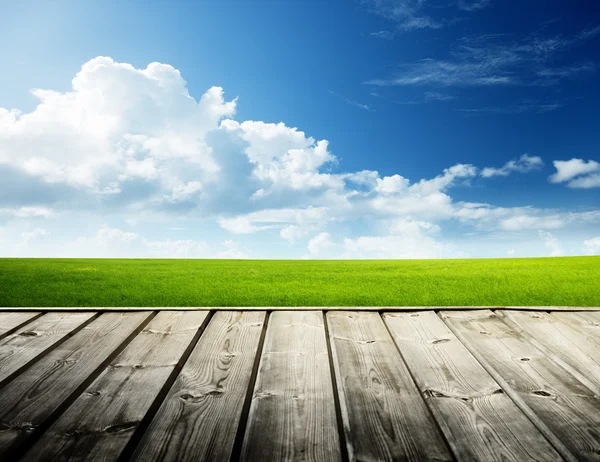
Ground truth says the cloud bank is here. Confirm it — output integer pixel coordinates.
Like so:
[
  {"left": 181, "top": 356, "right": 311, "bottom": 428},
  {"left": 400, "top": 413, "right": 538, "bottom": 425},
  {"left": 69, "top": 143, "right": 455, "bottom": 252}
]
[{"left": 1, "top": 57, "right": 599, "bottom": 258}]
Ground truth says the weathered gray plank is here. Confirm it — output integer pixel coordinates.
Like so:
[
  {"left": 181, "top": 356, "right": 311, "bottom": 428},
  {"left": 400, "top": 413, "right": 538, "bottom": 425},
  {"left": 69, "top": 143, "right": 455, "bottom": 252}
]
[
  {"left": 396, "top": 311, "right": 583, "bottom": 461},
  {"left": 132, "top": 311, "right": 266, "bottom": 462},
  {"left": 543, "top": 312, "right": 600, "bottom": 348},
  {"left": 0, "top": 312, "right": 95, "bottom": 384},
  {"left": 327, "top": 311, "right": 452, "bottom": 462},
  {"left": 22, "top": 311, "right": 208, "bottom": 462},
  {"left": 241, "top": 311, "right": 341, "bottom": 462},
  {"left": 0, "top": 312, "right": 41, "bottom": 339},
  {"left": 499, "top": 310, "right": 600, "bottom": 395},
  {"left": 0, "top": 312, "right": 151, "bottom": 458}
]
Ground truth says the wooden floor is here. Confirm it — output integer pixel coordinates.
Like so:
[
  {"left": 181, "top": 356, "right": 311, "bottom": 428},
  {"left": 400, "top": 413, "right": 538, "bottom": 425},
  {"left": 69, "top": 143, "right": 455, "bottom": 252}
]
[{"left": 1, "top": 310, "right": 599, "bottom": 461}]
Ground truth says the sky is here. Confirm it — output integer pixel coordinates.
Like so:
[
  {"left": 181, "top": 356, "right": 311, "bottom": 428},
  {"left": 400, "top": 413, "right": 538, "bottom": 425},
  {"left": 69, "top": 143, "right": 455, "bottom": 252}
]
[{"left": 1, "top": 0, "right": 599, "bottom": 259}]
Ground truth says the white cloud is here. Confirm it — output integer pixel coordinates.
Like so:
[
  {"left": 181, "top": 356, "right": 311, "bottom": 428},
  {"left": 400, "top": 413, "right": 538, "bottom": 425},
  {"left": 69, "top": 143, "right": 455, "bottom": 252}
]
[
  {"left": 375, "top": 174, "right": 409, "bottom": 194},
  {"left": 0, "top": 207, "right": 55, "bottom": 219},
  {"left": 1, "top": 56, "right": 599, "bottom": 258},
  {"left": 549, "top": 158, "right": 600, "bottom": 188},
  {"left": 307, "top": 232, "right": 334, "bottom": 256},
  {"left": 583, "top": 237, "right": 600, "bottom": 255},
  {"left": 63, "top": 226, "right": 247, "bottom": 258},
  {"left": 217, "top": 240, "right": 249, "bottom": 259},
  {"left": 20, "top": 228, "right": 50, "bottom": 246},
  {"left": 343, "top": 217, "right": 459, "bottom": 259},
  {"left": 538, "top": 230, "right": 563, "bottom": 256},
  {"left": 280, "top": 225, "right": 308, "bottom": 243},
  {"left": 500, "top": 215, "right": 563, "bottom": 231},
  {"left": 481, "top": 154, "right": 543, "bottom": 177}
]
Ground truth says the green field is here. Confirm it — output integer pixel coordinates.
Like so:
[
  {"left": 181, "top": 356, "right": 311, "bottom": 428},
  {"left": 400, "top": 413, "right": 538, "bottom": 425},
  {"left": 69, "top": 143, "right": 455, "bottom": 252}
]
[{"left": 0, "top": 257, "right": 598, "bottom": 307}]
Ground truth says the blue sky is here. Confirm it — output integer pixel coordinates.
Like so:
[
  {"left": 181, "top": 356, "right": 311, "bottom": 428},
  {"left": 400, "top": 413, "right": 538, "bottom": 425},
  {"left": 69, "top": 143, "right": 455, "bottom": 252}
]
[{"left": 1, "top": 0, "right": 599, "bottom": 258}]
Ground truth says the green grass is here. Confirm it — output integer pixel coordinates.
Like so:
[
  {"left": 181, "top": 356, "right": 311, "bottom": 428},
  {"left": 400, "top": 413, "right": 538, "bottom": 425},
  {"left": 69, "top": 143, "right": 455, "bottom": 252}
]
[{"left": 1, "top": 257, "right": 599, "bottom": 307}]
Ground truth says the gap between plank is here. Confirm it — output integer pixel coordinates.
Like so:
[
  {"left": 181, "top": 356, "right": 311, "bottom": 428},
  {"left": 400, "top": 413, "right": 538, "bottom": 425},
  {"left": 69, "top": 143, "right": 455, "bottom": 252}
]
[
  {"left": 9, "top": 311, "right": 158, "bottom": 461},
  {"left": 0, "top": 312, "right": 102, "bottom": 391},
  {"left": 0, "top": 312, "right": 45, "bottom": 342},
  {"left": 440, "top": 312, "right": 578, "bottom": 462},
  {"left": 117, "top": 310, "right": 215, "bottom": 462},
  {"left": 379, "top": 312, "right": 457, "bottom": 462},
  {"left": 228, "top": 310, "right": 270, "bottom": 462},
  {"left": 323, "top": 310, "right": 350, "bottom": 462}
]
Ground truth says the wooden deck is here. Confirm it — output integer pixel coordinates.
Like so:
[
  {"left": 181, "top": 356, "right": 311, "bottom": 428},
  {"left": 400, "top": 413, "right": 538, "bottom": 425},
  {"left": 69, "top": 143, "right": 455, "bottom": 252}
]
[{"left": 0, "top": 309, "right": 599, "bottom": 461}]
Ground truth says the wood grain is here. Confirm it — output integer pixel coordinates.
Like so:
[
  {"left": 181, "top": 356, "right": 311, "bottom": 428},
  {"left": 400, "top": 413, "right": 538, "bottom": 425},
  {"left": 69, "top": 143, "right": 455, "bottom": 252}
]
[
  {"left": 443, "top": 309, "right": 600, "bottom": 462},
  {"left": 0, "top": 312, "right": 151, "bottom": 458},
  {"left": 327, "top": 311, "right": 452, "bottom": 462},
  {"left": 384, "top": 311, "right": 563, "bottom": 461},
  {"left": 22, "top": 311, "right": 208, "bottom": 462},
  {"left": 499, "top": 310, "right": 600, "bottom": 395},
  {"left": 0, "top": 312, "right": 41, "bottom": 339},
  {"left": 131, "top": 311, "right": 266, "bottom": 462},
  {"left": 0, "top": 312, "right": 95, "bottom": 385},
  {"left": 241, "top": 311, "right": 341, "bottom": 462}
]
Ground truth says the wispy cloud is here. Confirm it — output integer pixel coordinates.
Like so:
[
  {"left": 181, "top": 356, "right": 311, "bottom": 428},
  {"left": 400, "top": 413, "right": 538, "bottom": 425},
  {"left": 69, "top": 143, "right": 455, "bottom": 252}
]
[
  {"left": 365, "top": 27, "right": 600, "bottom": 87},
  {"left": 362, "top": 0, "right": 443, "bottom": 32},
  {"left": 363, "top": 0, "right": 491, "bottom": 34},
  {"left": 460, "top": 101, "right": 563, "bottom": 115},
  {"left": 328, "top": 90, "right": 373, "bottom": 111},
  {"left": 481, "top": 154, "right": 544, "bottom": 178},
  {"left": 457, "top": 0, "right": 491, "bottom": 12},
  {"left": 371, "top": 90, "right": 454, "bottom": 106},
  {"left": 424, "top": 91, "right": 455, "bottom": 101},
  {"left": 370, "top": 30, "right": 396, "bottom": 40}
]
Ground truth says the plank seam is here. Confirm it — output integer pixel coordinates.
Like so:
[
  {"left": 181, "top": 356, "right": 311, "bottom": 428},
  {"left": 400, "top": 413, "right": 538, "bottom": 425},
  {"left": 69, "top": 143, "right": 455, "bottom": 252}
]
[
  {"left": 498, "top": 310, "right": 600, "bottom": 396},
  {"left": 323, "top": 310, "right": 350, "bottom": 462},
  {"left": 380, "top": 312, "right": 457, "bottom": 462},
  {"left": 9, "top": 311, "right": 157, "bottom": 461},
  {"left": 229, "top": 310, "right": 270, "bottom": 462},
  {"left": 440, "top": 312, "right": 578, "bottom": 462},
  {"left": 117, "top": 310, "right": 215, "bottom": 462},
  {"left": 0, "top": 312, "right": 102, "bottom": 391},
  {"left": 0, "top": 312, "right": 45, "bottom": 341}
]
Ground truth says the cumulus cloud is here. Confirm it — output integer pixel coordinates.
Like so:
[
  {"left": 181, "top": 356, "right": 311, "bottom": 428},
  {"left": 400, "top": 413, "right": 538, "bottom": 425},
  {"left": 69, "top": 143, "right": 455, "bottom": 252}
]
[
  {"left": 307, "top": 232, "right": 334, "bottom": 256},
  {"left": 59, "top": 226, "right": 248, "bottom": 259},
  {"left": 344, "top": 218, "right": 459, "bottom": 259},
  {"left": 481, "top": 154, "right": 543, "bottom": 178},
  {"left": 1, "top": 56, "right": 599, "bottom": 258},
  {"left": 539, "top": 230, "right": 563, "bottom": 256},
  {"left": 19, "top": 228, "right": 50, "bottom": 246},
  {"left": 549, "top": 158, "right": 600, "bottom": 188},
  {"left": 584, "top": 237, "right": 600, "bottom": 255}
]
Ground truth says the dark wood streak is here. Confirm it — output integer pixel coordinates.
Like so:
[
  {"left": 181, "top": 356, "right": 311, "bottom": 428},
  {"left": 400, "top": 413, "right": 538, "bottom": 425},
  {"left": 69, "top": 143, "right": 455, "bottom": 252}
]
[
  {"left": 0, "top": 312, "right": 151, "bottom": 458},
  {"left": 327, "top": 311, "right": 452, "bottom": 462},
  {"left": 384, "top": 311, "right": 562, "bottom": 462},
  {"left": 241, "top": 311, "right": 341, "bottom": 462},
  {"left": 131, "top": 311, "right": 266, "bottom": 462}
]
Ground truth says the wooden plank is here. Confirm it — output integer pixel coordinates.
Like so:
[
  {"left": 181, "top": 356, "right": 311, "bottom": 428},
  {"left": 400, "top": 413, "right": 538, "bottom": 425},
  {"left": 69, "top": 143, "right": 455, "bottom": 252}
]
[
  {"left": 241, "top": 311, "right": 341, "bottom": 462},
  {"left": 0, "top": 312, "right": 95, "bottom": 385},
  {"left": 0, "top": 312, "right": 151, "bottom": 458},
  {"left": 327, "top": 311, "right": 452, "bottom": 462},
  {"left": 131, "top": 311, "right": 266, "bottom": 462},
  {"left": 22, "top": 311, "right": 209, "bottom": 462},
  {"left": 384, "top": 311, "right": 563, "bottom": 461},
  {"left": 499, "top": 310, "right": 600, "bottom": 395},
  {"left": 0, "top": 312, "right": 41, "bottom": 339},
  {"left": 2, "top": 306, "right": 600, "bottom": 311},
  {"left": 545, "top": 312, "right": 600, "bottom": 349},
  {"left": 571, "top": 311, "right": 600, "bottom": 326}
]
